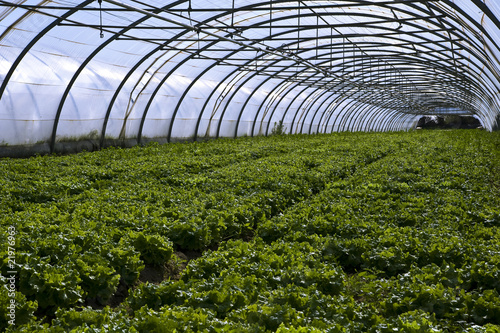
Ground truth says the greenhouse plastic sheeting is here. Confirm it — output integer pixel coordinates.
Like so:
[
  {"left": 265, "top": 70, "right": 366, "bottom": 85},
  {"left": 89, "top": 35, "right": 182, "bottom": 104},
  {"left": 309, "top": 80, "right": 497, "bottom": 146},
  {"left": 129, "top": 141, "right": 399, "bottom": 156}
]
[{"left": 1, "top": 0, "right": 500, "bottom": 152}]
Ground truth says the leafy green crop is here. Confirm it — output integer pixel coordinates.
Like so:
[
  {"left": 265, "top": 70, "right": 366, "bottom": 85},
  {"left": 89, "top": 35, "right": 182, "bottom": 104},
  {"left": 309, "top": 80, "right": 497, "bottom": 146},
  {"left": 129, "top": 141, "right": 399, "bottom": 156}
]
[{"left": 0, "top": 130, "right": 499, "bottom": 332}]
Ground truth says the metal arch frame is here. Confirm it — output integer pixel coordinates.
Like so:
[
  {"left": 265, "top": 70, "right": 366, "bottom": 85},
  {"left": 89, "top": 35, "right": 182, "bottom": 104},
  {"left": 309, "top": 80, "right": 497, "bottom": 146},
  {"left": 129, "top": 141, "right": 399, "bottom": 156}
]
[
  {"left": 141, "top": 1, "right": 330, "bottom": 141},
  {"left": 298, "top": 80, "right": 359, "bottom": 135},
  {"left": 308, "top": 71, "right": 407, "bottom": 134},
  {"left": 259, "top": 80, "right": 296, "bottom": 135},
  {"left": 0, "top": 0, "right": 206, "bottom": 150},
  {"left": 263, "top": 83, "right": 313, "bottom": 136},
  {"left": 431, "top": 4, "right": 500, "bottom": 110},
  {"left": 342, "top": 101, "right": 382, "bottom": 131},
  {"left": 273, "top": 85, "right": 314, "bottom": 135},
  {"left": 293, "top": 67, "right": 371, "bottom": 135},
  {"left": 340, "top": 98, "right": 381, "bottom": 131},
  {"left": 0, "top": 1, "right": 95, "bottom": 100},
  {"left": 341, "top": 84, "right": 418, "bottom": 131},
  {"left": 4, "top": 0, "right": 500, "bottom": 105},
  {"left": 323, "top": 95, "right": 363, "bottom": 133},
  {"left": 190, "top": 58, "right": 277, "bottom": 141},
  {"left": 245, "top": 50, "right": 406, "bottom": 137},
  {"left": 181, "top": 46, "right": 287, "bottom": 140},
  {"left": 361, "top": 104, "right": 399, "bottom": 132},
  {"left": 103, "top": 1, "right": 270, "bottom": 143},
  {"left": 290, "top": 87, "right": 323, "bottom": 135},
  {"left": 219, "top": 37, "right": 346, "bottom": 137},
  {"left": 265, "top": 66, "right": 351, "bottom": 136},
  {"left": 286, "top": 83, "right": 334, "bottom": 134},
  {"left": 318, "top": 81, "right": 401, "bottom": 134},
  {"left": 252, "top": 63, "right": 345, "bottom": 137},
  {"left": 1, "top": 0, "right": 500, "bottom": 145},
  {"left": 164, "top": 24, "right": 299, "bottom": 141},
  {"left": 319, "top": 71, "right": 394, "bottom": 131},
  {"left": 234, "top": 13, "right": 492, "bottom": 134},
  {"left": 318, "top": 94, "right": 343, "bottom": 134},
  {"left": 296, "top": 89, "right": 325, "bottom": 134},
  {"left": 264, "top": 83, "right": 310, "bottom": 135},
  {"left": 137, "top": 38, "right": 251, "bottom": 143},
  {"left": 373, "top": 103, "right": 417, "bottom": 131},
  {"left": 194, "top": 41, "right": 322, "bottom": 139},
  {"left": 312, "top": 90, "right": 353, "bottom": 134},
  {"left": 215, "top": 65, "right": 292, "bottom": 139},
  {"left": 204, "top": 30, "right": 337, "bottom": 138},
  {"left": 195, "top": 57, "right": 292, "bottom": 140},
  {"left": 298, "top": 0, "right": 498, "bottom": 115},
  {"left": 251, "top": 76, "right": 305, "bottom": 136},
  {"left": 282, "top": 74, "right": 345, "bottom": 135},
  {"left": 100, "top": 46, "right": 163, "bottom": 147},
  {"left": 311, "top": 61, "right": 407, "bottom": 134},
  {"left": 169, "top": 61, "right": 239, "bottom": 141},
  {"left": 76, "top": 0, "right": 262, "bottom": 145},
  {"left": 304, "top": 90, "right": 332, "bottom": 134},
  {"left": 328, "top": 92, "right": 375, "bottom": 132},
  {"left": 139, "top": 0, "right": 492, "bottom": 137},
  {"left": 379, "top": 108, "right": 409, "bottom": 132},
  {"left": 357, "top": 104, "right": 392, "bottom": 132},
  {"left": 328, "top": 99, "right": 361, "bottom": 132},
  {"left": 231, "top": 54, "right": 339, "bottom": 138},
  {"left": 16, "top": 0, "right": 500, "bottom": 124},
  {"left": 195, "top": 70, "right": 242, "bottom": 140},
  {"left": 337, "top": 90, "right": 408, "bottom": 132},
  {"left": 263, "top": 37, "right": 383, "bottom": 133},
  {"left": 354, "top": 105, "right": 378, "bottom": 131},
  {"left": 99, "top": 2, "right": 213, "bottom": 146},
  {"left": 0, "top": 0, "right": 275, "bottom": 147},
  {"left": 50, "top": 1, "right": 189, "bottom": 152},
  {"left": 128, "top": 1, "right": 338, "bottom": 140},
  {"left": 342, "top": 95, "right": 407, "bottom": 132},
  {"left": 106, "top": 26, "right": 225, "bottom": 145},
  {"left": 356, "top": 102, "right": 398, "bottom": 132},
  {"left": 208, "top": 70, "right": 251, "bottom": 139},
  {"left": 390, "top": 112, "right": 413, "bottom": 132},
  {"left": 318, "top": 78, "right": 393, "bottom": 133}
]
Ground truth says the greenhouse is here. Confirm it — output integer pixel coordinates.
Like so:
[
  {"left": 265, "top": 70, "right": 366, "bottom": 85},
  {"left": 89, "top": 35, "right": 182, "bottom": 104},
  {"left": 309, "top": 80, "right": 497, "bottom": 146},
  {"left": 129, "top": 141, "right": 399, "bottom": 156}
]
[
  {"left": 1, "top": 1, "right": 500, "bottom": 333},
  {"left": 1, "top": 0, "right": 500, "bottom": 156}
]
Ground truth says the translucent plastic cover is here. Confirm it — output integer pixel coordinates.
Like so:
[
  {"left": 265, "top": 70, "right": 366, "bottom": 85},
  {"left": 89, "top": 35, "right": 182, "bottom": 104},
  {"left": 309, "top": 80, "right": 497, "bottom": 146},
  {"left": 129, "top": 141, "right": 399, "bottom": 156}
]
[{"left": 1, "top": 0, "right": 499, "bottom": 150}]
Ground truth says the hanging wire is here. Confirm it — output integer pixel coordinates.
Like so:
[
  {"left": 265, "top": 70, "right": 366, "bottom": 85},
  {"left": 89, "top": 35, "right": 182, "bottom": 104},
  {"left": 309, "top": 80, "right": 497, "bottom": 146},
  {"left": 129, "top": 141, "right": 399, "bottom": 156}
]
[
  {"left": 342, "top": 36, "right": 345, "bottom": 76},
  {"left": 297, "top": 1, "right": 300, "bottom": 51},
  {"left": 315, "top": 15, "right": 318, "bottom": 61},
  {"left": 197, "top": 29, "right": 200, "bottom": 52},
  {"left": 231, "top": 0, "right": 235, "bottom": 35},
  {"left": 369, "top": 56, "right": 372, "bottom": 87},
  {"left": 98, "top": 0, "right": 104, "bottom": 38},
  {"left": 255, "top": 49, "right": 259, "bottom": 71},
  {"left": 187, "top": 0, "right": 200, "bottom": 58},
  {"left": 330, "top": 28, "right": 333, "bottom": 70},
  {"left": 352, "top": 43, "right": 355, "bottom": 79},
  {"left": 269, "top": 0, "right": 272, "bottom": 38},
  {"left": 360, "top": 53, "right": 363, "bottom": 84}
]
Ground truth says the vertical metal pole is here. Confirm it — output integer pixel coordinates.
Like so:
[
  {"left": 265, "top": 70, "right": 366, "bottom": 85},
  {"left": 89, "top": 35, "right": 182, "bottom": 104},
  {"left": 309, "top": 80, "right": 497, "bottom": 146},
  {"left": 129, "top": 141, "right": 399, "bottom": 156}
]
[
  {"left": 331, "top": 28, "right": 333, "bottom": 69},
  {"left": 231, "top": 0, "right": 235, "bottom": 28},
  {"left": 297, "top": 1, "right": 300, "bottom": 51},
  {"left": 98, "top": 0, "right": 104, "bottom": 38},
  {"left": 316, "top": 15, "right": 319, "bottom": 62},
  {"left": 269, "top": 0, "right": 272, "bottom": 37},
  {"left": 342, "top": 36, "right": 345, "bottom": 75},
  {"left": 353, "top": 44, "right": 355, "bottom": 79}
]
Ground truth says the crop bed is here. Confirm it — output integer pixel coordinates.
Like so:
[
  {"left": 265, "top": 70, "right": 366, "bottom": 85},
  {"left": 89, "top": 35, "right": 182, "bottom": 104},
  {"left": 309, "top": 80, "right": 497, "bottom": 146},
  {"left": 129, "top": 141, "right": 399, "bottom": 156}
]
[{"left": 1, "top": 130, "right": 500, "bottom": 332}]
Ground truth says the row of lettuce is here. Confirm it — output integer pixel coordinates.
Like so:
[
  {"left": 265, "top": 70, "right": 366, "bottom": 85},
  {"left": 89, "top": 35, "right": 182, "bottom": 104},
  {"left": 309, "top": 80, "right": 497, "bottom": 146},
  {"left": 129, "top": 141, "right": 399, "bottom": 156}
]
[{"left": 1, "top": 130, "right": 499, "bottom": 332}]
